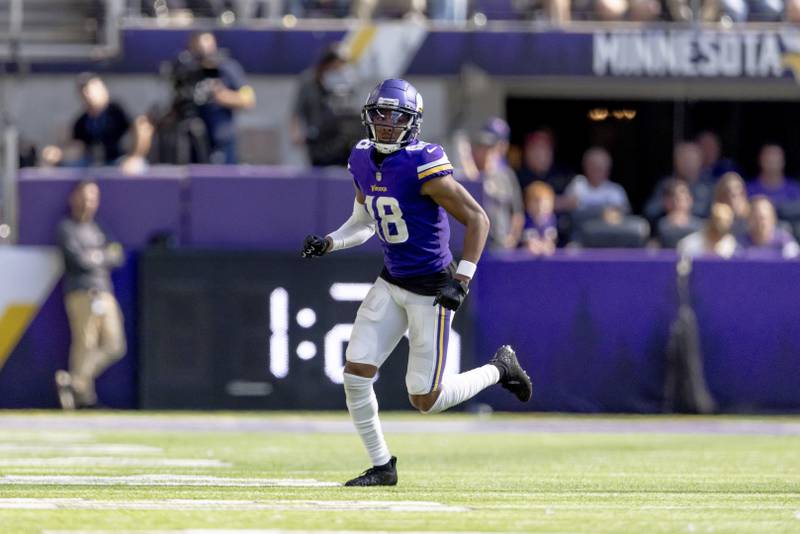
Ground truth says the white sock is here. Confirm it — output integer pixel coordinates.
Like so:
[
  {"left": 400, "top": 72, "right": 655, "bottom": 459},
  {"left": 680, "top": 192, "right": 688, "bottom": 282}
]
[
  {"left": 425, "top": 364, "right": 500, "bottom": 414},
  {"left": 343, "top": 372, "right": 392, "bottom": 466}
]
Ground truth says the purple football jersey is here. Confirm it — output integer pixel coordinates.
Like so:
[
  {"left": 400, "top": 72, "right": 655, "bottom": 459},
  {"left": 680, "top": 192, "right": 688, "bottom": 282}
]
[{"left": 348, "top": 139, "right": 454, "bottom": 277}]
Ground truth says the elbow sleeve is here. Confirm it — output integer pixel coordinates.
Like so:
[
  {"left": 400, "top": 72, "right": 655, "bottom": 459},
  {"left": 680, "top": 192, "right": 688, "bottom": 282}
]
[{"left": 327, "top": 200, "right": 376, "bottom": 251}]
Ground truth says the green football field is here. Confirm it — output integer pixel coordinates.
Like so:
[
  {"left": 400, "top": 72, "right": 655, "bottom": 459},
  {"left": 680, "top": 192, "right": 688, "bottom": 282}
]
[{"left": 0, "top": 412, "right": 799, "bottom": 534}]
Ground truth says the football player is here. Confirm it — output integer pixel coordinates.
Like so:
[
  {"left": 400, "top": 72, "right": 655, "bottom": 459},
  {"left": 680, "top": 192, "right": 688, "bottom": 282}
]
[{"left": 302, "top": 79, "right": 532, "bottom": 486}]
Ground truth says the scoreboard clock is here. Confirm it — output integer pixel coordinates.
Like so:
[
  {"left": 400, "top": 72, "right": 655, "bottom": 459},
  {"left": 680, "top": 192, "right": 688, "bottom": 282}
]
[{"left": 140, "top": 250, "right": 472, "bottom": 410}]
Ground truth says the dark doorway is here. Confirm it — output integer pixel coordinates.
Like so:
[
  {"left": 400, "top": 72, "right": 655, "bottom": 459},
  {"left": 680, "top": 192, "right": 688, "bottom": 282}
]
[
  {"left": 685, "top": 101, "right": 800, "bottom": 179},
  {"left": 506, "top": 97, "right": 800, "bottom": 213}
]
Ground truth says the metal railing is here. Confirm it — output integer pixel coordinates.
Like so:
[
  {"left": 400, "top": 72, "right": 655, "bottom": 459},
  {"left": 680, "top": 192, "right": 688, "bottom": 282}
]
[{"left": 0, "top": 0, "right": 123, "bottom": 61}]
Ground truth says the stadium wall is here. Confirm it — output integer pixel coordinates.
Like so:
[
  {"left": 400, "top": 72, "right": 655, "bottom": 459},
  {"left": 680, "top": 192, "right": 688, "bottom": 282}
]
[
  {"left": 3, "top": 169, "right": 800, "bottom": 412},
  {"left": 18, "top": 26, "right": 800, "bottom": 166}
]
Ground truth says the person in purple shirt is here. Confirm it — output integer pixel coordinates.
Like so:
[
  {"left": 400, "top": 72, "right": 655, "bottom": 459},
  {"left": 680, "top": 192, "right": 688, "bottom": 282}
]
[
  {"left": 522, "top": 181, "right": 558, "bottom": 256},
  {"left": 301, "top": 79, "right": 532, "bottom": 487},
  {"left": 738, "top": 196, "right": 800, "bottom": 259},
  {"left": 747, "top": 144, "right": 800, "bottom": 210}
]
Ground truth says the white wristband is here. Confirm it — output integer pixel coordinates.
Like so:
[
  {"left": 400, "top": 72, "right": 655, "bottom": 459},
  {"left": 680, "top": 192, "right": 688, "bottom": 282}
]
[{"left": 456, "top": 260, "right": 477, "bottom": 279}]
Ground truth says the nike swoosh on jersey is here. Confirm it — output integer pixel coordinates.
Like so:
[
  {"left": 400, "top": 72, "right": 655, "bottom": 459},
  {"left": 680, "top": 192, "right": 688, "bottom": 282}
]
[{"left": 426, "top": 146, "right": 437, "bottom": 153}]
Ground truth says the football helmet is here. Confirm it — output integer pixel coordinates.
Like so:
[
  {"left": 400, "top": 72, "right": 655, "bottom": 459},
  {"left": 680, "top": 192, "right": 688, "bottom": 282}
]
[{"left": 361, "top": 79, "right": 423, "bottom": 154}]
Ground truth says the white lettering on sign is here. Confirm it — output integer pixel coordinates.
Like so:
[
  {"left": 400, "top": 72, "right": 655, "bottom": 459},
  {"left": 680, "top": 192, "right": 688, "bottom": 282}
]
[{"left": 593, "top": 30, "right": 788, "bottom": 79}]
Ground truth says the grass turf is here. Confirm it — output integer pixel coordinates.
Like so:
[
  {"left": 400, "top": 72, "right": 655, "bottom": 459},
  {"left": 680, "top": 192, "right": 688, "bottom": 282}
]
[{"left": 0, "top": 412, "right": 798, "bottom": 533}]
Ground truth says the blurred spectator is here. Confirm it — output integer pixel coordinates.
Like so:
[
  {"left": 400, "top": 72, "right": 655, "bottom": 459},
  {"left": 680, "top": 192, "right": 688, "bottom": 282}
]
[
  {"left": 666, "top": 0, "right": 752, "bottom": 22},
  {"left": 517, "top": 130, "right": 570, "bottom": 198},
  {"left": 677, "top": 202, "right": 737, "bottom": 259},
  {"left": 586, "top": 0, "right": 661, "bottom": 20},
  {"left": 42, "top": 117, "right": 155, "bottom": 175},
  {"left": 72, "top": 74, "right": 131, "bottom": 166},
  {"left": 471, "top": 124, "right": 524, "bottom": 250},
  {"left": 292, "top": 45, "right": 362, "bottom": 166},
  {"left": 458, "top": 117, "right": 512, "bottom": 180},
  {"left": 747, "top": 0, "right": 784, "bottom": 21},
  {"left": 657, "top": 179, "right": 703, "bottom": 248},
  {"left": 185, "top": 32, "right": 255, "bottom": 164},
  {"left": 522, "top": 181, "right": 558, "bottom": 256},
  {"left": 738, "top": 196, "right": 800, "bottom": 259},
  {"left": 427, "top": 0, "right": 470, "bottom": 20},
  {"left": 596, "top": 0, "right": 629, "bottom": 19},
  {"left": 354, "top": 0, "right": 426, "bottom": 18},
  {"left": 143, "top": 1, "right": 231, "bottom": 18},
  {"left": 695, "top": 131, "right": 736, "bottom": 180},
  {"left": 288, "top": 0, "right": 352, "bottom": 17},
  {"left": 41, "top": 75, "right": 156, "bottom": 173},
  {"left": 628, "top": 0, "right": 663, "bottom": 20},
  {"left": 561, "top": 147, "right": 630, "bottom": 216},
  {"left": 788, "top": 0, "right": 800, "bottom": 20},
  {"left": 0, "top": 206, "right": 8, "bottom": 245},
  {"left": 40, "top": 141, "right": 89, "bottom": 169},
  {"left": 513, "top": 0, "right": 570, "bottom": 22},
  {"left": 559, "top": 147, "right": 632, "bottom": 244},
  {"left": 645, "top": 142, "right": 712, "bottom": 223},
  {"left": 119, "top": 116, "right": 156, "bottom": 175},
  {"left": 713, "top": 172, "right": 750, "bottom": 236},
  {"left": 747, "top": 144, "right": 800, "bottom": 210},
  {"left": 482, "top": 117, "right": 511, "bottom": 161},
  {"left": 55, "top": 181, "right": 126, "bottom": 410}
]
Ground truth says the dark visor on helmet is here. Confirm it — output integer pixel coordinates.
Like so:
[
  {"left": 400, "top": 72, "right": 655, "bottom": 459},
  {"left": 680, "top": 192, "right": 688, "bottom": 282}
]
[{"left": 367, "top": 107, "right": 413, "bottom": 127}]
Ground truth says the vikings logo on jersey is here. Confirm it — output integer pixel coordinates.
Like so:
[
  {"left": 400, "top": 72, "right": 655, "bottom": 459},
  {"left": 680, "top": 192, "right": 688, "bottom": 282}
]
[{"left": 348, "top": 139, "right": 454, "bottom": 278}]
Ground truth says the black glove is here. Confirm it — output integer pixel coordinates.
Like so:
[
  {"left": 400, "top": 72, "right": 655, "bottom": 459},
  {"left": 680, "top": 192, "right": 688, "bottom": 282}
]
[
  {"left": 302, "top": 234, "right": 330, "bottom": 258},
  {"left": 433, "top": 278, "right": 469, "bottom": 311}
]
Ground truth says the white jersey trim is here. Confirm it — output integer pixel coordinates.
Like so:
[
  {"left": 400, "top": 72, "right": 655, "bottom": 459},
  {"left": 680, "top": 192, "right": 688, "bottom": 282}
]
[{"left": 417, "top": 154, "right": 449, "bottom": 173}]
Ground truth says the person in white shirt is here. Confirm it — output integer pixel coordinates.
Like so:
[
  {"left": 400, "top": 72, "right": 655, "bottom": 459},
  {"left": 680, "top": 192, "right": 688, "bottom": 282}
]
[
  {"left": 561, "top": 147, "right": 630, "bottom": 215},
  {"left": 677, "top": 202, "right": 738, "bottom": 259}
]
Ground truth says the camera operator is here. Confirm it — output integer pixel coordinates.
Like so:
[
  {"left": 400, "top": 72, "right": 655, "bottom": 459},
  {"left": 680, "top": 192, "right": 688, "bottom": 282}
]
[
  {"left": 166, "top": 32, "right": 255, "bottom": 164},
  {"left": 291, "top": 45, "right": 363, "bottom": 167}
]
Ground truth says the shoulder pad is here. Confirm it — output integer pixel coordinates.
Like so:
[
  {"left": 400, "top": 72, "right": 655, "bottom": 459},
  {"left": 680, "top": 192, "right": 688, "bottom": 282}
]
[
  {"left": 354, "top": 139, "right": 373, "bottom": 150},
  {"left": 414, "top": 144, "right": 453, "bottom": 181},
  {"left": 404, "top": 140, "right": 429, "bottom": 152}
]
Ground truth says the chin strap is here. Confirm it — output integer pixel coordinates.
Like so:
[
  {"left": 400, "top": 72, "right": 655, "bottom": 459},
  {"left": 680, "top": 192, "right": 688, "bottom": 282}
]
[{"left": 374, "top": 142, "right": 401, "bottom": 154}]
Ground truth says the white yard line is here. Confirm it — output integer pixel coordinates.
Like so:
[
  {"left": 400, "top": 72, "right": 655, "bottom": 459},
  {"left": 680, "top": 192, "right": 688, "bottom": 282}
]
[
  {"left": 0, "top": 432, "right": 94, "bottom": 442},
  {"left": 0, "top": 498, "right": 467, "bottom": 513},
  {"left": 0, "top": 444, "right": 162, "bottom": 455},
  {"left": 0, "top": 457, "right": 229, "bottom": 468},
  {"left": 0, "top": 475, "right": 339, "bottom": 487},
  {"left": 482, "top": 503, "right": 799, "bottom": 511},
  {"left": 3, "top": 413, "right": 800, "bottom": 436}
]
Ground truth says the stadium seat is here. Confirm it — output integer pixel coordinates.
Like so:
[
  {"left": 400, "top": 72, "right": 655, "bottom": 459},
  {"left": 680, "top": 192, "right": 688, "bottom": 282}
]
[
  {"left": 473, "top": 0, "right": 525, "bottom": 19},
  {"left": 578, "top": 216, "right": 651, "bottom": 248},
  {"left": 569, "top": 205, "right": 608, "bottom": 243},
  {"left": 659, "top": 225, "right": 696, "bottom": 249},
  {"left": 777, "top": 200, "right": 800, "bottom": 222}
]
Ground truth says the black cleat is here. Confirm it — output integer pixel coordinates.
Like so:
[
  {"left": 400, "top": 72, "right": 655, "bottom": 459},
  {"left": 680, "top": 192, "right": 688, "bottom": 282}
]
[
  {"left": 344, "top": 456, "right": 398, "bottom": 487},
  {"left": 489, "top": 345, "right": 532, "bottom": 402}
]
